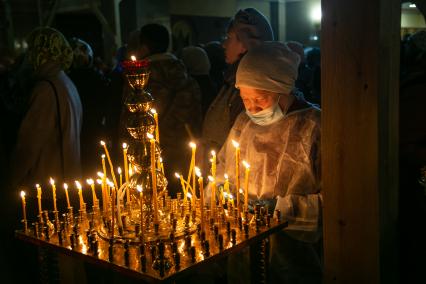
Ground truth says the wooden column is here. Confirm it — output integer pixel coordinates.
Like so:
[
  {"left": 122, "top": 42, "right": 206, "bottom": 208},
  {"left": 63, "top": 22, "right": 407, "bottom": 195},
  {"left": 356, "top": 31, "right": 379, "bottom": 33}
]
[{"left": 321, "top": 0, "right": 400, "bottom": 283}]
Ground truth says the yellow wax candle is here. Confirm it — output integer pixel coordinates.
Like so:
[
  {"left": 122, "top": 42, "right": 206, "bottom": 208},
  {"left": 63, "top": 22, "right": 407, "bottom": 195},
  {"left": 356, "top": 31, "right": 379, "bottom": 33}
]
[
  {"left": 20, "top": 191, "right": 26, "bottom": 221},
  {"left": 208, "top": 176, "right": 216, "bottom": 213},
  {"left": 189, "top": 142, "right": 197, "bottom": 199},
  {"left": 49, "top": 178, "right": 57, "bottom": 212},
  {"left": 122, "top": 143, "right": 130, "bottom": 204},
  {"left": 175, "top": 173, "right": 187, "bottom": 205},
  {"left": 160, "top": 157, "right": 165, "bottom": 174},
  {"left": 148, "top": 133, "right": 158, "bottom": 223},
  {"left": 118, "top": 167, "right": 123, "bottom": 188},
  {"left": 224, "top": 174, "right": 230, "bottom": 194},
  {"left": 101, "top": 154, "right": 107, "bottom": 179},
  {"left": 211, "top": 150, "right": 216, "bottom": 178},
  {"left": 63, "top": 183, "right": 71, "bottom": 208},
  {"left": 243, "top": 161, "right": 250, "bottom": 212},
  {"left": 232, "top": 140, "right": 240, "bottom": 211},
  {"left": 75, "top": 181, "right": 84, "bottom": 210},
  {"left": 100, "top": 141, "right": 118, "bottom": 190},
  {"left": 137, "top": 185, "right": 144, "bottom": 236},
  {"left": 97, "top": 172, "right": 107, "bottom": 212},
  {"left": 197, "top": 171, "right": 204, "bottom": 229},
  {"left": 151, "top": 109, "right": 160, "bottom": 143},
  {"left": 87, "top": 179, "right": 97, "bottom": 205},
  {"left": 36, "top": 184, "right": 42, "bottom": 215},
  {"left": 111, "top": 183, "right": 116, "bottom": 238}
]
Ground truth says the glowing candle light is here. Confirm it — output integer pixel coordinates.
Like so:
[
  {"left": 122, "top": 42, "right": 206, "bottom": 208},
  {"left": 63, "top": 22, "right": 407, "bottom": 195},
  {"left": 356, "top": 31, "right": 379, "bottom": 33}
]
[
  {"left": 75, "top": 181, "right": 84, "bottom": 210},
  {"left": 147, "top": 133, "right": 158, "bottom": 223},
  {"left": 224, "top": 174, "right": 230, "bottom": 195},
  {"left": 87, "top": 179, "right": 97, "bottom": 205},
  {"left": 63, "top": 183, "right": 71, "bottom": 208},
  {"left": 232, "top": 140, "right": 240, "bottom": 211},
  {"left": 175, "top": 172, "right": 187, "bottom": 205},
  {"left": 98, "top": 171, "right": 107, "bottom": 212},
  {"left": 100, "top": 140, "right": 118, "bottom": 190},
  {"left": 109, "top": 180, "right": 116, "bottom": 238},
  {"left": 159, "top": 157, "right": 165, "bottom": 174},
  {"left": 137, "top": 185, "right": 144, "bottom": 237},
  {"left": 189, "top": 142, "right": 197, "bottom": 203},
  {"left": 50, "top": 178, "right": 57, "bottom": 212},
  {"left": 211, "top": 150, "right": 216, "bottom": 178},
  {"left": 131, "top": 55, "right": 136, "bottom": 61},
  {"left": 36, "top": 184, "right": 42, "bottom": 215},
  {"left": 101, "top": 154, "right": 107, "bottom": 179},
  {"left": 151, "top": 109, "right": 160, "bottom": 143},
  {"left": 208, "top": 176, "right": 216, "bottom": 213},
  {"left": 20, "top": 191, "right": 27, "bottom": 222},
  {"left": 122, "top": 143, "right": 130, "bottom": 204},
  {"left": 242, "top": 161, "right": 250, "bottom": 212},
  {"left": 196, "top": 168, "right": 204, "bottom": 229},
  {"left": 118, "top": 167, "right": 122, "bottom": 188}
]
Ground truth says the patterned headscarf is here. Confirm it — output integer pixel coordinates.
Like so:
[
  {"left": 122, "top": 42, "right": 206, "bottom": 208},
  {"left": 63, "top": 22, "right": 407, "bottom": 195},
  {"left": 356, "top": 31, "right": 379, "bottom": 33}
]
[{"left": 26, "top": 27, "right": 73, "bottom": 71}]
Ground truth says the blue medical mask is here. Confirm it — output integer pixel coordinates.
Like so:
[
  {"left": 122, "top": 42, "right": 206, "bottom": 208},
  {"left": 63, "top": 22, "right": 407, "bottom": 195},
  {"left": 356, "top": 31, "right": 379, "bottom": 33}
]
[{"left": 246, "top": 95, "right": 284, "bottom": 126}]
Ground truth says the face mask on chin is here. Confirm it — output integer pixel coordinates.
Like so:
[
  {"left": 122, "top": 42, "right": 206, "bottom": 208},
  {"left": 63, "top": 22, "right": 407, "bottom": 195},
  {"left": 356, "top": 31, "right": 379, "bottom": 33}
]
[{"left": 246, "top": 95, "right": 284, "bottom": 126}]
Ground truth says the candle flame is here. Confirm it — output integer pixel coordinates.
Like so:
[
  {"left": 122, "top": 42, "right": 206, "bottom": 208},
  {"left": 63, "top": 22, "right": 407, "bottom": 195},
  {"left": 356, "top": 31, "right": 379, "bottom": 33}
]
[
  {"left": 35, "top": 184, "right": 40, "bottom": 189},
  {"left": 208, "top": 176, "right": 215, "bottom": 182},
  {"left": 229, "top": 194, "right": 234, "bottom": 200},
  {"left": 146, "top": 133, "right": 154, "bottom": 139},
  {"left": 97, "top": 172, "right": 104, "bottom": 178},
  {"left": 107, "top": 180, "right": 114, "bottom": 187},
  {"left": 100, "top": 140, "right": 106, "bottom": 146},
  {"left": 20, "top": 191, "right": 25, "bottom": 198},
  {"left": 242, "top": 160, "right": 250, "bottom": 168},
  {"left": 117, "top": 167, "right": 122, "bottom": 174},
  {"left": 150, "top": 108, "right": 157, "bottom": 114},
  {"left": 174, "top": 172, "right": 181, "bottom": 178},
  {"left": 189, "top": 141, "right": 196, "bottom": 148},
  {"left": 224, "top": 173, "right": 229, "bottom": 179},
  {"left": 160, "top": 157, "right": 163, "bottom": 163},
  {"left": 194, "top": 166, "right": 201, "bottom": 177},
  {"left": 101, "top": 154, "right": 105, "bottom": 159},
  {"left": 86, "top": 179, "right": 94, "bottom": 185},
  {"left": 96, "top": 179, "right": 102, "bottom": 185},
  {"left": 122, "top": 142, "right": 128, "bottom": 149},
  {"left": 137, "top": 185, "right": 143, "bottom": 192},
  {"left": 223, "top": 192, "right": 228, "bottom": 198},
  {"left": 232, "top": 140, "right": 240, "bottom": 148},
  {"left": 49, "top": 177, "right": 55, "bottom": 185},
  {"left": 239, "top": 188, "right": 243, "bottom": 194},
  {"left": 130, "top": 55, "right": 136, "bottom": 61},
  {"left": 75, "top": 181, "right": 82, "bottom": 189},
  {"left": 63, "top": 183, "right": 68, "bottom": 189},
  {"left": 187, "top": 192, "right": 192, "bottom": 199},
  {"left": 211, "top": 150, "right": 216, "bottom": 156}
]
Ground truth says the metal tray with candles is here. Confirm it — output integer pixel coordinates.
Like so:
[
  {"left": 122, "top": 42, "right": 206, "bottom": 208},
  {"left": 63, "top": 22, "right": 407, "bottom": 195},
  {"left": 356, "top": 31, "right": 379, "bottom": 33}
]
[{"left": 15, "top": 201, "right": 287, "bottom": 283}]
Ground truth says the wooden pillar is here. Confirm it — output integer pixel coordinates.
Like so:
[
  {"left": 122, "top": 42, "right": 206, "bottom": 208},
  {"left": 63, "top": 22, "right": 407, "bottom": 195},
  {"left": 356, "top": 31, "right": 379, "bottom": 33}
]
[{"left": 321, "top": 0, "right": 400, "bottom": 283}]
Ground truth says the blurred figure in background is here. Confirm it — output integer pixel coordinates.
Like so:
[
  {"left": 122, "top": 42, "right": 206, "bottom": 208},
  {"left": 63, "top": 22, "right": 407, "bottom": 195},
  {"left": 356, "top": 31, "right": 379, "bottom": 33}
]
[
  {"left": 200, "top": 8, "right": 274, "bottom": 172},
  {"left": 68, "top": 37, "right": 109, "bottom": 177},
  {"left": 202, "top": 41, "right": 226, "bottom": 91},
  {"left": 286, "top": 40, "right": 313, "bottom": 101},
  {"left": 181, "top": 46, "right": 217, "bottom": 118}
]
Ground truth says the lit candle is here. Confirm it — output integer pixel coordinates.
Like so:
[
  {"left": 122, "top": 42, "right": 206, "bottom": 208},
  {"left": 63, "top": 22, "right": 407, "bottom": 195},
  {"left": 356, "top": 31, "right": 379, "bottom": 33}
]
[
  {"left": 97, "top": 172, "right": 107, "bottom": 212},
  {"left": 208, "top": 176, "right": 216, "bottom": 213},
  {"left": 242, "top": 161, "right": 250, "bottom": 212},
  {"left": 109, "top": 181, "right": 115, "bottom": 238},
  {"left": 118, "top": 167, "right": 122, "bottom": 188},
  {"left": 20, "top": 191, "right": 27, "bottom": 222},
  {"left": 224, "top": 174, "right": 230, "bottom": 194},
  {"left": 151, "top": 109, "right": 160, "bottom": 143},
  {"left": 36, "top": 184, "right": 42, "bottom": 215},
  {"left": 63, "top": 183, "right": 71, "bottom": 208},
  {"left": 211, "top": 150, "right": 216, "bottom": 178},
  {"left": 131, "top": 55, "right": 136, "bottom": 61},
  {"left": 50, "top": 178, "right": 57, "bottom": 212},
  {"left": 189, "top": 142, "right": 197, "bottom": 203},
  {"left": 159, "top": 157, "right": 165, "bottom": 174},
  {"left": 101, "top": 154, "right": 107, "bottom": 179},
  {"left": 100, "top": 141, "right": 118, "bottom": 190},
  {"left": 147, "top": 133, "right": 158, "bottom": 223},
  {"left": 87, "top": 179, "right": 97, "bottom": 205},
  {"left": 232, "top": 140, "right": 240, "bottom": 211},
  {"left": 122, "top": 143, "right": 130, "bottom": 204},
  {"left": 75, "top": 181, "right": 84, "bottom": 210},
  {"left": 196, "top": 169, "right": 204, "bottom": 229},
  {"left": 175, "top": 173, "right": 187, "bottom": 205},
  {"left": 137, "top": 185, "right": 144, "bottom": 236}
]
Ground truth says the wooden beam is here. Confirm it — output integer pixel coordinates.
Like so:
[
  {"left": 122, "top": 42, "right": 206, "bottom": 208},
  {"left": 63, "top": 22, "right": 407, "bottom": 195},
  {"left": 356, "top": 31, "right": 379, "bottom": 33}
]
[{"left": 321, "top": 0, "right": 400, "bottom": 283}]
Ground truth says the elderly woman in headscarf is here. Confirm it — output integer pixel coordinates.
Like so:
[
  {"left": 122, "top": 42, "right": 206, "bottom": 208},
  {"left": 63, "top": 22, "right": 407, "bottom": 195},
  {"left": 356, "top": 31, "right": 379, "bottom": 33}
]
[
  {"left": 200, "top": 8, "right": 274, "bottom": 172},
  {"left": 11, "top": 27, "right": 82, "bottom": 193},
  {"left": 208, "top": 41, "right": 322, "bottom": 283}
]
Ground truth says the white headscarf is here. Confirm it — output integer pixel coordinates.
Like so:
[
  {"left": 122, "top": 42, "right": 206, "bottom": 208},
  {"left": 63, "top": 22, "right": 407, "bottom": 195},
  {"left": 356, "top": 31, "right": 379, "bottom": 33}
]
[{"left": 236, "top": 41, "right": 300, "bottom": 94}]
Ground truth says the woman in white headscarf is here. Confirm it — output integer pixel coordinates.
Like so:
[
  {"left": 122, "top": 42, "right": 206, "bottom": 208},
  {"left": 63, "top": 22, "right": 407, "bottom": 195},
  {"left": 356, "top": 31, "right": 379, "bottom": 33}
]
[{"left": 209, "top": 41, "right": 322, "bottom": 283}]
